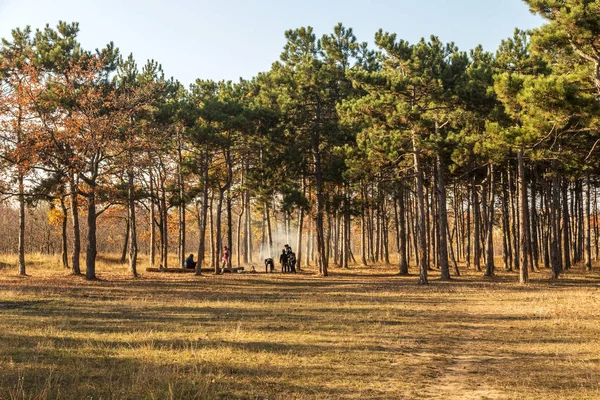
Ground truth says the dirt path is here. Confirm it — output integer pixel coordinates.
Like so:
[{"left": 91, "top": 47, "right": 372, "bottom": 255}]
[{"left": 418, "top": 351, "right": 507, "bottom": 400}]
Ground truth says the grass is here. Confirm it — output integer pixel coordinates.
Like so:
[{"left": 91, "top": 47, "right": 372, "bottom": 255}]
[{"left": 1, "top": 253, "right": 600, "bottom": 399}]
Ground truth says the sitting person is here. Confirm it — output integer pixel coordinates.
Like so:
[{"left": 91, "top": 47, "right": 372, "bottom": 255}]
[
  {"left": 265, "top": 258, "right": 275, "bottom": 273},
  {"left": 185, "top": 254, "right": 197, "bottom": 269}
]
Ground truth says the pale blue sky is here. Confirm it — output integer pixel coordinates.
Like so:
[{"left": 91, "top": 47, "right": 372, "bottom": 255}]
[{"left": 0, "top": 0, "right": 542, "bottom": 86}]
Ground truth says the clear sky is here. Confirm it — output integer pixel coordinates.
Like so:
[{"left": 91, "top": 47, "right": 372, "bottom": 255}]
[{"left": 0, "top": 0, "right": 543, "bottom": 87}]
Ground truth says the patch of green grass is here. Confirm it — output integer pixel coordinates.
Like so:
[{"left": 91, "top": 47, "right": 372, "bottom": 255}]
[{"left": 1, "top": 254, "right": 599, "bottom": 399}]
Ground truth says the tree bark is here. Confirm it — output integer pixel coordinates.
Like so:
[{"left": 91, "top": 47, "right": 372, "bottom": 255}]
[
  {"left": 69, "top": 174, "right": 81, "bottom": 275},
  {"left": 60, "top": 197, "right": 69, "bottom": 269},
  {"left": 128, "top": 169, "right": 138, "bottom": 277},
  {"left": 518, "top": 150, "right": 529, "bottom": 284},
  {"left": 196, "top": 147, "right": 210, "bottom": 274},
  {"left": 586, "top": 174, "right": 592, "bottom": 271},
  {"left": 484, "top": 163, "right": 495, "bottom": 277},
  {"left": 473, "top": 178, "right": 481, "bottom": 272},
  {"left": 85, "top": 189, "right": 97, "bottom": 281},
  {"left": 562, "top": 178, "right": 571, "bottom": 271},
  {"left": 412, "top": 131, "right": 428, "bottom": 284},
  {"left": 436, "top": 129, "right": 450, "bottom": 280},
  {"left": 120, "top": 213, "right": 129, "bottom": 263},
  {"left": 18, "top": 173, "right": 26, "bottom": 276}
]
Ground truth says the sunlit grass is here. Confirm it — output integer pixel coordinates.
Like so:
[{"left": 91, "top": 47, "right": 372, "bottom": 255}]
[{"left": 1, "top": 254, "right": 599, "bottom": 399}]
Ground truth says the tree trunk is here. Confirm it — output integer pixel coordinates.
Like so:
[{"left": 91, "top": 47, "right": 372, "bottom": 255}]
[
  {"left": 436, "top": 131, "right": 450, "bottom": 280},
  {"left": 501, "top": 171, "right": 512, "bottom": 271},
  {"left": 85, "top": 190, "right": 97, "bottom": 281},
  {"left": 120, "top": 213, "right": 130, "bottom": 263},
  {"left": 518, "top": 150, "right": 529, "bottom": 284},
  {"left": 313, "top": 113, "right": 328, "bottom": 276},
  {"left": 128, "top": 169, "right": 138, "bottom": 277},
  {"left": 149, "top": 167, "right": 156, "bottom": 268},
  {"left": 18, "top": 173, "right": 26, "bottom": 276},
  {"left": 466, "top": 184, "right": 471, "bottom": 269},
  {"left": 413, "top": 132, "right": 428, "bottom": 284},
  {"left": 197, "top": 148, "right": 210, "bottom": 274},
  {"left": 562, "top": 178, "right": 571, "bottom": 271},
  {"left": 530, "top": 170, "right": 539, "bottom": 270},
  {"left": 484, "top": 163, "right": 495, "bottom": 277},
  {"left": 60, "top": 197, "right": 69, "bottom": 269},
  {"left": 551, "top": 172, "right": 562, "bottom": 279},
  {"left": 69, "top": 174, "right": 81, "bottom": 275},
  {"left": 266, "top": 202, "right": 273, "bottom": 256},
  {"left": 473, "top": 178, "right": 481, "bottom": 272},
  {"left": 215, "top": 189, "right": 225, "bottom": 274},
  {"left": 246, "top": 188, "right": 253, "bottom": 265},
  {"left": 296, "top": 207, "right": 304, "bottom": 271},
  {"left": 586, "top": 174, "right": 592, "bottom": 271}
]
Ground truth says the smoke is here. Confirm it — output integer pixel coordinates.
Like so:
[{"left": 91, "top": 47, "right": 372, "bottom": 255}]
[{"left": 259, "top": 224, "right": 296, "bottom": 261}]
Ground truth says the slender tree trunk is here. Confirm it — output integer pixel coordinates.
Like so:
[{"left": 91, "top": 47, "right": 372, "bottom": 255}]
[
  {"left": 518, "top": 150, "right": 529, "bottom": 284},
  {"left": 209, "top": 193, "right": 215, "bottom": 268},
  {"left": 466, "top": 184, "right": 471, "bottom": 269},
  {"left": 413, "top": 132, "right": 428, "bottom": 284},
  {"left": 149, "top": 167, "right": 156, "bottom": 268},
  {"left": 473, "top": 178, "right": 481, "bottom": 272},
  {"left": 530, "top": 170, "right": 539, "bottom": 270},
  {"left": 266, "top": 202, "right": 273, "bottom": 256},
  {"left": 197, "top": 148, "right": 210, "bottom": 274},
  {"left": 246, "top": 188, "right": 253, "bottom": 265},
  {"left": 361, "top": 184, "right": 368, "bottom": 266},
  {"left": 594, "top": 186, "right": 599, "bottom": 261},
  {"left": 551, "top": 172, "right": 562, "bottom": 279},
  {"left": 128, "top": 169, "right": 138, "bottom": 277},
  {"left": 227, "top": 190, "right": 233, "bottom": 269},
  {"left": 383, "top": 199, "right": 390, "bottom": 265},
  {"left": 18, "top": 173, "right": 26, "bottom": 276},
  {"left": 436, "top": 131, "right": 450, "bottom": 280},
  {"left": 177, "top": 131, "right": 185, "bottom": 268},
  {"left": 69, "top": 174, "right": 81, "bottom": 275},
  {"left": 313, "top": 112, "right": 328, "bottom": 276},
  {"left": 586, "top": 174, "right": 592, "bottom": 271},
  {"left": 296, "top": 207, "right": 304, "bottom": 271},
  {"left": 60, "top": 197, "right": 69, "bottom": 269},
  {"left": 237, "top": 197, "right": 244, "bottom": 268},
  {"left": 501, "top": 172, "right": 512, "bottom": 271},
  {"left": 85, "top": 189, "right": 97, "bottom": 281},
  {"left": 509, "top": 167, "right": 520, "bottom": 271},
  {"left": 120, "top": 213, "right": 130, "bottom": 263},
  {"left": 160, "top": 177, "right": 168, "bottom": 270},
  {"left": 215, "top": 189, "right": 224, "bottom": 274},
  {"left": 562, "top": 178, "right": 571, "bottom": 271},
  {"left": 484, "top": 163, "right": 495, "bottom": 277}
]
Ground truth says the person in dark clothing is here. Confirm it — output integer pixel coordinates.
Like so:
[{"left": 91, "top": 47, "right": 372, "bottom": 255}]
[
  {"left": 279, "top": 250, "right": 288, "bottom": 273},
  {"left": 185, "top": 254, "right": 197, "bottom": 269},
  {"left": 265, "top": 258, "right": 274, "bottom": 273},
  {"left": 288, "top": 252, "right": 296, "bottom": 273}
]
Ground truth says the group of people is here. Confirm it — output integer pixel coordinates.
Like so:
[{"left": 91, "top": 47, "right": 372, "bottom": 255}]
[
  {"left": 185, "top": 245, "right": 231, "bottom": 272},
  {"left": 265, "top": 244, "right": 296, "bottom": 273},
  {"left": 185, "top": 244, "right": 298, "bottom": 275}
]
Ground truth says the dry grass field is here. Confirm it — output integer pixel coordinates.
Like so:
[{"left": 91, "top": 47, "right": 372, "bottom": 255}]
[{"left": 1, "top": 254, "right": 599, "bottom": 399}]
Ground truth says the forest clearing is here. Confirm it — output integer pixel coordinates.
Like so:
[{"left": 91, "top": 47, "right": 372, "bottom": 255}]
[
  {"left": 1, "top": 255, "right": 599, "bottom": 399},
  {"left": 3, "top": 0, "right": 600, "bottom": 398}
]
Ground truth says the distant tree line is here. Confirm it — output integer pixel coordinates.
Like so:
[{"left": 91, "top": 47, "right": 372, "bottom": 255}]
[{"left": 1, "top": 1, "right": 599, "bottom": 283}]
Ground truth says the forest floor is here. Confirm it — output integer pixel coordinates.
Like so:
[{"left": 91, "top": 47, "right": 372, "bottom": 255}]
[{"left": 1, "top": 254, "right": 600, "bottom": 400}]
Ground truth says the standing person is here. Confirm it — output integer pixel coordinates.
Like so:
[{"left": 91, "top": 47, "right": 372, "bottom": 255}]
[
  {"left": 279, "top": 249, "right": 288, "bottom": 273},
  {"left": 221, "top": 246, "right": 230, "bottom": 273},
  {"left": 288, "top": 252, "right": 296, "bottom": 273}
]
